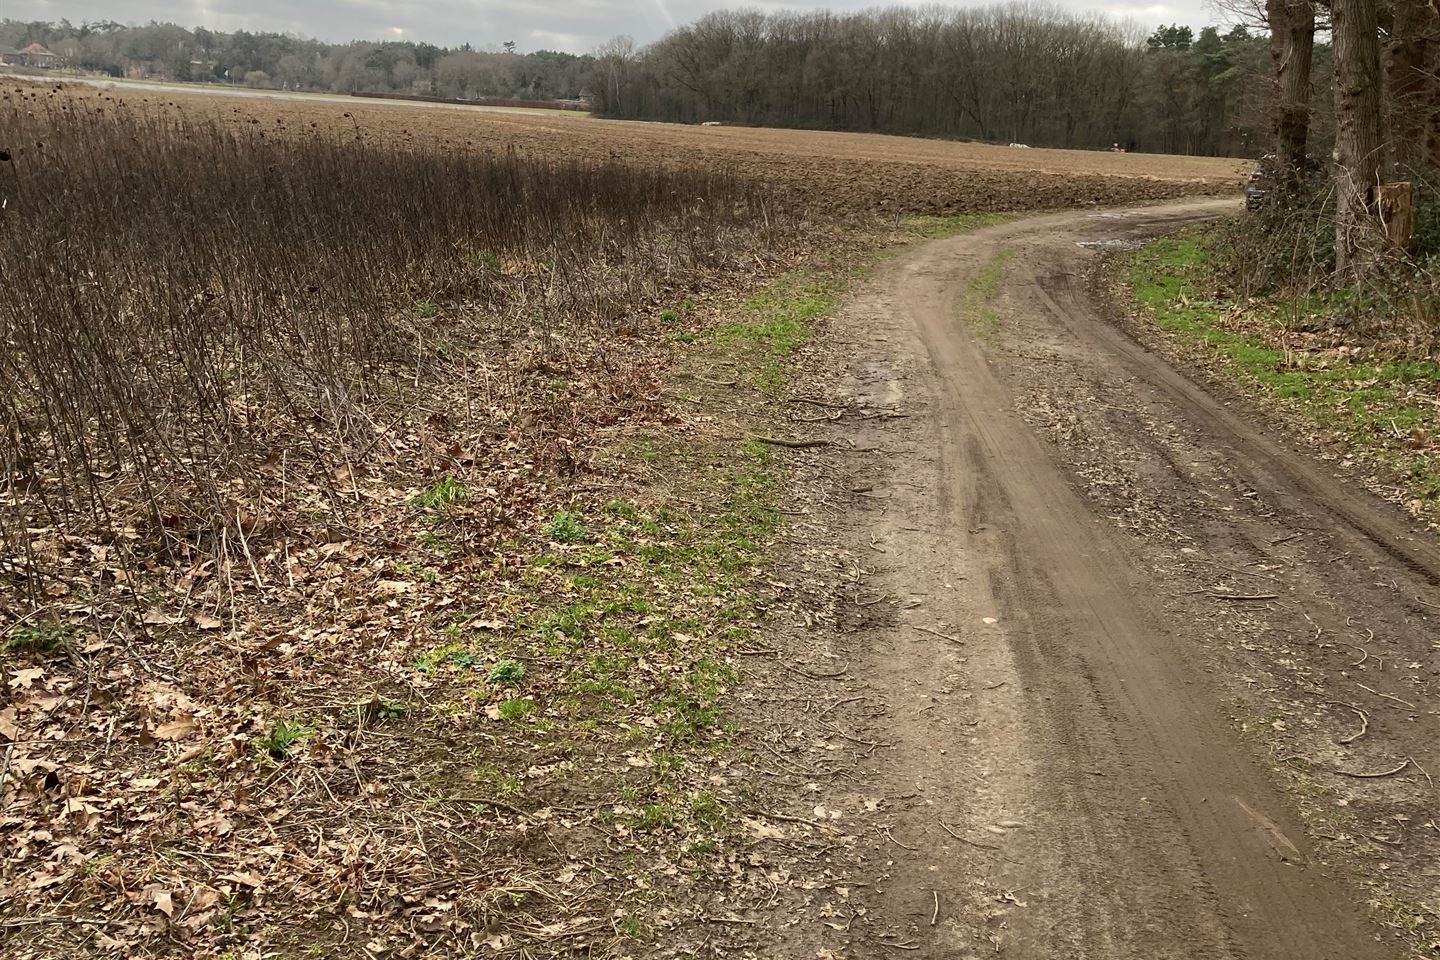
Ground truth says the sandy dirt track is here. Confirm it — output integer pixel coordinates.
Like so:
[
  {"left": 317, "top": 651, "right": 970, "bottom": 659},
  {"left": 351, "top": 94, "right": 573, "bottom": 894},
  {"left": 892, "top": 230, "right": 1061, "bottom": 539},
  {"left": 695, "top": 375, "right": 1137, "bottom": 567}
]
[{"left": 787, "top": 202, "right": 1439, "bottom": 958}]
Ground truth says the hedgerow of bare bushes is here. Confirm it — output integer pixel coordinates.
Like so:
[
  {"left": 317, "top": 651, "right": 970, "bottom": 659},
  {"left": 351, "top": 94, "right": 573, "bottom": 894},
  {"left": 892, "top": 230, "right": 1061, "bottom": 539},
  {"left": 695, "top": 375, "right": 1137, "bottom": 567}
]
[
  {"left": 1221, "top": 161, "right": 1440, "bottom": 352},
  {"left": 0, "top": 86, "right": 797, "bottom": 606}
]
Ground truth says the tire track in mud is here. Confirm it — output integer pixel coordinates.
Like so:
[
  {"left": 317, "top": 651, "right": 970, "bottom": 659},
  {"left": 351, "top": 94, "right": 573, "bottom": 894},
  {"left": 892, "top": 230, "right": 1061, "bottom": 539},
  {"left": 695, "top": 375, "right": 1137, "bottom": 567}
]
[{"left": 801, "top": 201, "right": 1411, "bottom": 959}]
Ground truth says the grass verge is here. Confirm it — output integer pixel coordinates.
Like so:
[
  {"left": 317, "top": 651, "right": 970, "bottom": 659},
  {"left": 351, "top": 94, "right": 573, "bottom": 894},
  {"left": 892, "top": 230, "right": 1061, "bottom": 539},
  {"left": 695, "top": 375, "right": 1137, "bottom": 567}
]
[
  {"left": 959, "top": 247, "right": 1015, "bottom": 339},
  {"left": 709, "top": 215, "right": 1015, "bottom": 393},
  {"left": 0, "top": 202, "right": 1012, "bottom": 958},
  {"left": 712, "top": 270, "right": 852, "bottom": 394},
  {"left": 1130, "top": 231, "right": 1439, "bottom": 518},
  {"left": 903, "top": 212, "right": 1015, "bottom": 239}
]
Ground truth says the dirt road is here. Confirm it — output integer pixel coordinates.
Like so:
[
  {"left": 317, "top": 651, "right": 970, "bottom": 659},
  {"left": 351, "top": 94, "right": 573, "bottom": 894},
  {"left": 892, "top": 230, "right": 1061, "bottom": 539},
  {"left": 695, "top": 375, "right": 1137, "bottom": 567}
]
[{"left": 793, "top": 201, "right": 1440, "bottom": 958}]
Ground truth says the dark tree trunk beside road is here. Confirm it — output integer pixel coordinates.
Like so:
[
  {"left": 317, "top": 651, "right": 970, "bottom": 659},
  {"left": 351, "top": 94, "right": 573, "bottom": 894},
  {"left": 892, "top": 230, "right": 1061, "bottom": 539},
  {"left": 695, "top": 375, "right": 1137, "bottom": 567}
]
[
  {"left": 1266, "top": 0, "right": 1316, "bottom": 171},
  {"left": 1331, "top": 0, "right": 1387, "bottom": 274},
  {"left": 1383, "top": 0, "right": 1438, "bottom": 174}
]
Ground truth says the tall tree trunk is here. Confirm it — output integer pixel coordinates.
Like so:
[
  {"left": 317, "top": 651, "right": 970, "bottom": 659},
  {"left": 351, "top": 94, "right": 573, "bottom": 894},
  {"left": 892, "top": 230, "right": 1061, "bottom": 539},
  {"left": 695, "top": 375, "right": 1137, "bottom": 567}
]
[
  {"left": 1332, "top": 0, "right": 1386, "bottom": 275},
  {"left": 1384, "top": 0, "right": 1434, "bottom": 175},
  {"left": 1425, "top": 3, "right": 1440, "bottom": 167},
  {"left": 1267, "top": 0, "right": 1316, "bottom": 170}
]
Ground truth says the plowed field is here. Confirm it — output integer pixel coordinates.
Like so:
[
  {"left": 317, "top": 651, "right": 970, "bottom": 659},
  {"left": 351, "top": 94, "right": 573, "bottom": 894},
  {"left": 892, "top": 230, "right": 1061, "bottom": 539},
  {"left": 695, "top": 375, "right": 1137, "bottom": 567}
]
[{"left": 75, "top": 81, "right": 1245, "bottom": 215}]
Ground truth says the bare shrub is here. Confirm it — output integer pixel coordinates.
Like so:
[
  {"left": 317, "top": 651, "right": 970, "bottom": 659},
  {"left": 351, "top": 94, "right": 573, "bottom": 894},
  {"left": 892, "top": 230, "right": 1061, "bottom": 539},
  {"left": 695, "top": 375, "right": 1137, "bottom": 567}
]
[
  {"left": 0, "top": 87, "right": 794, "bottom": 602},
  {"left": 1220, "top": 161, "right": 1440, "bottom": 351}
]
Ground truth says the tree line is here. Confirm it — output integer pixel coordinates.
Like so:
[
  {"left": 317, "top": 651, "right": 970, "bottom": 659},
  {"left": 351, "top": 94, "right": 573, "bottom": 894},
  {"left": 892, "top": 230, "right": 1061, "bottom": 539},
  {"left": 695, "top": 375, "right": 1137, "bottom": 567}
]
[
  {"left": 591, "top": 5, "right": 1316, "bottom": 156},
  {"left": 0, "top": 19, "right": 592, "bottom": 101},
  {"left": 589, "top": 0, "right": 1439, "bottom": 272}
]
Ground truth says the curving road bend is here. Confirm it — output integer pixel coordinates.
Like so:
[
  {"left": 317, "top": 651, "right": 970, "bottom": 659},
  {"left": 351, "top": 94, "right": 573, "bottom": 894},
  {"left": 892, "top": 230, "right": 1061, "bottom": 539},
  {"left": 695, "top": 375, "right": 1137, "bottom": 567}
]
[{"left": 815, "top": 200, "right": 1436, "bottom": 959}]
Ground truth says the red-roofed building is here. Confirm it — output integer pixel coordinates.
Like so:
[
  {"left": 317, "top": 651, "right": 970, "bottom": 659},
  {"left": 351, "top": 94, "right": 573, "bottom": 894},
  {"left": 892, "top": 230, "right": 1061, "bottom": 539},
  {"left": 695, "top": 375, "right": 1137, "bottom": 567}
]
[{"left": 18, "top": 43, "right": 62, "bottom": 69}]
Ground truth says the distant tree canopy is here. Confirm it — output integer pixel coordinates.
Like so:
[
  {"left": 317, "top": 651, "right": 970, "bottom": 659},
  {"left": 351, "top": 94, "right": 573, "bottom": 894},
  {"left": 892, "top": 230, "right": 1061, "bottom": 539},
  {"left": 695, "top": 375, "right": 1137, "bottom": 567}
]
[
  {"left": 592, "top": 4, "right": 1325, "bottom": 157},
  {"left": 0, "top": 18, "right": 593, "bottom": 100},
  {"left": 4, "top": 8, "right": 1361, "bottom": 160}
]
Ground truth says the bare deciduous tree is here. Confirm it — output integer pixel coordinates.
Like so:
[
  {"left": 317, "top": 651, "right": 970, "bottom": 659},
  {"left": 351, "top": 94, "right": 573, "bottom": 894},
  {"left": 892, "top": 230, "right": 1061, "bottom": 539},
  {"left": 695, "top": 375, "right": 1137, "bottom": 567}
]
[{"left": 592, "top": 4, "right": 1274, "bottom": 156}]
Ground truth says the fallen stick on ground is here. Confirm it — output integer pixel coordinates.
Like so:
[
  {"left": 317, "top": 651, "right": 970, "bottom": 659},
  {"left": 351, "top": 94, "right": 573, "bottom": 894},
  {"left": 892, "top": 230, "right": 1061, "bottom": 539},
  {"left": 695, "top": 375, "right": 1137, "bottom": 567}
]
[
  {"left": 792, "top": 660, "right": 850, "bottom": 680},
  {"left": 444, "top": 796, "right": 535, "bottom": 817},
  {"left": 1340, "top": 643, "right": 1369, "bottom": 667},
  {"left": 819, "top": 695, "right": 865, "bottom": 717},
  {"left": 1411, "top": 756, "right": 1435, "bottom": 790},
  {"left": 1325, "top": 701, "right": 1369, "bottom": 744},
  {"left": 1356, "top": 681, "right": 1416, "bottom": 709},
  {"left": 1333, "top": 758, "right": 1410, "bottom": 779},
  {"left": 752, "top": 809, "right": 837, "bottom": 830},
  {"left": 910, "top": 625, "right": 964, "bottom": 644},
  {"left": 749, "top": 434, "right": 831, "bottom": 449},
  {"left": 938, "top": 820, "right": 1000, "bottom": 851}
]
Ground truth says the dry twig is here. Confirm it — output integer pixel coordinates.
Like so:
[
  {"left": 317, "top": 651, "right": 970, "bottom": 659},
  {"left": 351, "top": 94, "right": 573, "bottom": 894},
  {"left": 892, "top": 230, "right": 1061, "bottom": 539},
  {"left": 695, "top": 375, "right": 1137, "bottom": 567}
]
[
  {"left": 748, "top": 434, "right": 831, "bottom": 449},
  {"left": 910, "top": 624, "right": 964, "bottom": 644},
  {"left": 1356, "top": 682, "right": 1416, "bottom": 710},
  {"left": 1325, "top": 701, "right": 1369, "bottom": 745},
  {"left": 1333, "top": 759, "right": 1411, "bottom": 779}
]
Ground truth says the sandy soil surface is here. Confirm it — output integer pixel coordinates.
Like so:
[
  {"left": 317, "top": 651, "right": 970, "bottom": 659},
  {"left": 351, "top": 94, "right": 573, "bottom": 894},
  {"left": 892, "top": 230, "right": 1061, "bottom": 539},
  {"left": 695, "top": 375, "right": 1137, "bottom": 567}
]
[{"left": 754, "top": 202, "right": 1438, "bottom": 958}]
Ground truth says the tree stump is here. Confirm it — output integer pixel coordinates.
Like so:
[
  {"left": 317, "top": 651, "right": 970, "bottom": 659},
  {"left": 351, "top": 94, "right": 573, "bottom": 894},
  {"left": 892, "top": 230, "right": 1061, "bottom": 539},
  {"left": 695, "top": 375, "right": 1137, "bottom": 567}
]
[{"left": 1374, "top": 181, "right": 1415, "bottom": 252}]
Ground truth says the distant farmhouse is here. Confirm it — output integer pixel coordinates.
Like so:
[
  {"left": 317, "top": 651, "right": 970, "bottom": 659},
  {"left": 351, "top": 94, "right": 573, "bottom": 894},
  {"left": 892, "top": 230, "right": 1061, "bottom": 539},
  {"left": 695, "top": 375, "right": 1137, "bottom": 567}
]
[{"left": 0, "top": 43, "right": 64, "bottom": 69}]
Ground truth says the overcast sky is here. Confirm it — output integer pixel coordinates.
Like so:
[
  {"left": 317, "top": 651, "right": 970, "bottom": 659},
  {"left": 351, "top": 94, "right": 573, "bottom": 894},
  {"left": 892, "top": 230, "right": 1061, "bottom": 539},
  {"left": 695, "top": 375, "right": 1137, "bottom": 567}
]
[{"left": 6, "top": 0, "right": 1221, "bottom": 55}]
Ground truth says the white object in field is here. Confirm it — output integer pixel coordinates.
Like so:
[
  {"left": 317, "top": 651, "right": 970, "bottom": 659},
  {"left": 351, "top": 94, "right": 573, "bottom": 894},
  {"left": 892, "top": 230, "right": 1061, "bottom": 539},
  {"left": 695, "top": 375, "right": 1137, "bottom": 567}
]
[
  {"left": 701, "top": 121, "right": 722, "bottom": 127},
  {"left": 1009, "top": 142, "right": 1030, "bottom": 148}
]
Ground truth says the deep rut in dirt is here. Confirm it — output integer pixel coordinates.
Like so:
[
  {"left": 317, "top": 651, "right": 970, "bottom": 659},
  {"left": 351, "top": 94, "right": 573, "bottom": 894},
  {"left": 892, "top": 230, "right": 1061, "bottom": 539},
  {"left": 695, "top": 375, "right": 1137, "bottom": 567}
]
[{"left": 783, "top": 201, "right": 1438, "bottom": 959}]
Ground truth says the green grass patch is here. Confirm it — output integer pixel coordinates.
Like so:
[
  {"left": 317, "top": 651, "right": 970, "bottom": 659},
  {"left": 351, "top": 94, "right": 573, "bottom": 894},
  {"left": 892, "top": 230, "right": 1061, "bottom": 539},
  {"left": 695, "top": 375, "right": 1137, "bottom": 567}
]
[
  {"left": 959, "top": 247, "right": 1015, "bottom": 339},
  {"left": 1131, "top": 233, "right": 1440, "bottom": 510},
  {"left": 471, "top": 764, "right": 525, "bottom": 798},
  {"left": 487, "top": 658, "right": 525, "bottom": 685},
  {"left": 903, "top": 212, "right": 1015, "bottom": 239},
  {"left": 547, "top": 510, "right": 588, "bottom": 543},
  {"left": 411, "top": 475, "right": 467, "bottom": 510},
  {"left": 4, "top": 621, "right": 72, "bottom": 657},
  {"left": 413, "top": 642, "right": 480, "bottom": 673},
  {"left": 255, "top": 717, "right": 314, "bottom": 760},
  {"left": 496, "top": 697, "right": 534, "bottom": 720},
  {"left": 711, "top": 270, "right": 849, "bottom": 394}
]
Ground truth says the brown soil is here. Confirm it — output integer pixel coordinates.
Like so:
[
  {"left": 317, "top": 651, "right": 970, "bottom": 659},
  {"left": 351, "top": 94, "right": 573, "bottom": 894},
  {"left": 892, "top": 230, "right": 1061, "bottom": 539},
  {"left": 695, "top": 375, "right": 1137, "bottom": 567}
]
[
  {"left": 52, "top": 79, "right": 1244, "bottom": 216},
  {"left": 753, "top": 201, "right": 1439, "bottom": 958}
]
